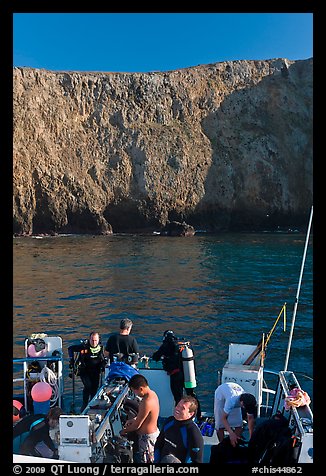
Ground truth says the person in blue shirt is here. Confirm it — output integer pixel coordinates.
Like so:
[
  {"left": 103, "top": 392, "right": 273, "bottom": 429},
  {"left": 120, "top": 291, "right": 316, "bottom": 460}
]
[{"left": 154, "top": 395, "right": 203, "bottom": 464}]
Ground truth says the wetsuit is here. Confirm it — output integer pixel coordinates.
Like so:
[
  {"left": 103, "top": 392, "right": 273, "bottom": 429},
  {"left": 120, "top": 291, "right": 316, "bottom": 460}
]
[
  {"left": 13, "top": 414, "right": 45, "bottom": 454},
  {"left": 19, "top": 417, "right": 56, "bottom": 457},
  {"left": 68, "top": 340, "right": 105, "bottom": 411},
  {"left": 154, "top": 416, "right": 204, "bottom": 463},
  {"left": 104, "top": 334, "right": 139, "bottom": 363},
  {"left": 152, "top": 336, "right": 184, "bottom": 404},
  {"left": 152, "top": 337, "right": 201, "bottom": 417}
]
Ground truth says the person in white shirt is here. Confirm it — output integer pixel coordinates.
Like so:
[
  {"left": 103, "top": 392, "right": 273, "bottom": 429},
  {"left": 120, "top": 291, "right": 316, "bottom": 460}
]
[{"left": 214, "top": 382, "right": 257, "bottom": 447}]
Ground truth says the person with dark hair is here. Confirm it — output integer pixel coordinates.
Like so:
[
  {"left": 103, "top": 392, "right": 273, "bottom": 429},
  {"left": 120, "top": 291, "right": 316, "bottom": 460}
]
[
  {"left": 19, "top": 406, "right": 64, "bottom": 458},
  {"left": 154, "top": 395, "right": 204, "bottom": 463},
  {"left": 152, "top": 330, "right": 201, "bottom": 417},
  {"left": 120, "top": 374, "right": 160, "bottom": 463},
  {"left": 214, "top": 382, "right": 257, "bottom": 447},
  {"left": 68, "top": 332, "right": 106, "bottom": 411},
  {"left": 104, "top": 318, "right": 139, "bottom": 364}
]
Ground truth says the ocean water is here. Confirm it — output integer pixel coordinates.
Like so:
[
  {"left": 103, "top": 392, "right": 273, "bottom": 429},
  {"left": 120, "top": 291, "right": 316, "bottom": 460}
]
[{"left": 13, "top": 233, "right": 313, "bottom": 412}]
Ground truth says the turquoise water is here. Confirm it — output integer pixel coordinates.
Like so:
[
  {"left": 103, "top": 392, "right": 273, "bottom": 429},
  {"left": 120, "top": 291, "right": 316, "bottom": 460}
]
[{"left": 13, "top": 233, "right": 313, "bottom": 411}]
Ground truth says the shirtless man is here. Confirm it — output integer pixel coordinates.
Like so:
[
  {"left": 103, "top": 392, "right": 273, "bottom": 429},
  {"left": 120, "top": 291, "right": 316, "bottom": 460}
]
[{"left": 120, "top": 374, "right": 160, "bottom": 463}]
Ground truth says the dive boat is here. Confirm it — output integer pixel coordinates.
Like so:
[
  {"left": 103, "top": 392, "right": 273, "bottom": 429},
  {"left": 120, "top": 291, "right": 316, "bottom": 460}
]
[
  {"left": 13, "top": 207, "right": 313, "bottom": 464},
  {"left": 13, "top": 337, "right": 313, "bottom": 464}
]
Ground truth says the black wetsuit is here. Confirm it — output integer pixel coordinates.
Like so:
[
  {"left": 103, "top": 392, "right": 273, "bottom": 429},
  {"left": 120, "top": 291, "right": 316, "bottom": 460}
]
[
  {"left": 13, "top": 414, "right": 45, "bottom": 454},
  {"left": 152, "top": 337, "right": 184, "bottom": 404},
  {"left": 154, "top": 416, "right": 203, "bottom": 463},
  {"left": 104, "top": 333, "right": 139, "bottom": 363},
  {"left": 68, "top": 341, "right": 105, "bottom": 411},
  {"left": 19, "top": 417, "right": 56, "bottom": 457},
  {"left": 152, "top": 337, "right": 201, "bottom": 418}
]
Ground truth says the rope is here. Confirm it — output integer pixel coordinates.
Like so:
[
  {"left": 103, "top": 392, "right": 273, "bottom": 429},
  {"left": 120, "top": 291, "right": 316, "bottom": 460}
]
[
  {"left": 263, "top": 303, "right": 287, "bottom": 350},
  {"left": 39, "top": 366, "right": 60, "bottom": 406},
  {"left": 244, "top": 304, "right": 287, "bottom": 365}
]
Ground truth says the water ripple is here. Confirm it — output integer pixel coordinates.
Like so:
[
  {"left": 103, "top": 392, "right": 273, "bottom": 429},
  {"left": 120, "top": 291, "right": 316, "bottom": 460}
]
[{"left": 13, "top": 233, "right": 313, "bottom": 411}]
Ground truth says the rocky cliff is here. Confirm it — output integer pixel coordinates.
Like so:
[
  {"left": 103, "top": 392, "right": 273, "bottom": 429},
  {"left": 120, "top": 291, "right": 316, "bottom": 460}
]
[{"left": 13, "top": 58, "right": 313, "bottom": 235}]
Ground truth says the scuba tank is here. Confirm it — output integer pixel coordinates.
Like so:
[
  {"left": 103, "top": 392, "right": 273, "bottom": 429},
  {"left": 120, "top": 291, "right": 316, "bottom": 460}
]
[{"left": 181, "top": 342, "right": 197, "bottom": 389}]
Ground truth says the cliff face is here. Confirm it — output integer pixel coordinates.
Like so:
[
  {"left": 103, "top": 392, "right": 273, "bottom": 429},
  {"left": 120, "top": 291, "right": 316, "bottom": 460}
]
[{"left": 13, "top": 58, "right": 313, "bottom": 234}]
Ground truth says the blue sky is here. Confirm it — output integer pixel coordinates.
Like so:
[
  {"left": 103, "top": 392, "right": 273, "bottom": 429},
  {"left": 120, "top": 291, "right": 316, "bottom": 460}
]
[{"left": 13, "top": 13, "right": 313, "bottom": 73}]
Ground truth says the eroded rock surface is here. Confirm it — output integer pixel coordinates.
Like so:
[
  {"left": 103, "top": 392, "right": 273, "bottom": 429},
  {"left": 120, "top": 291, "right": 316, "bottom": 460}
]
[{"left": 13, "top": 58, "right": 313, "bottom": 234}]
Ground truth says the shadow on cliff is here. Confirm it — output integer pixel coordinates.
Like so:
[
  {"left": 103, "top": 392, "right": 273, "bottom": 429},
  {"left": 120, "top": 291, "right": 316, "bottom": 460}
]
[
  {"left": 13, "top": 60, "right": 313, "bottom": 235},
  {"left": 187, "top": 60, "right": 313, "bottom": 232}
]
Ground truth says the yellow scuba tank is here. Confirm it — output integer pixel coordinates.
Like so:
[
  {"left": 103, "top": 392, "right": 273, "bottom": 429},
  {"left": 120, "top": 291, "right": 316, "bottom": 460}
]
[{"left": 181, "top": 342, "right": 197, "bottom": 389}]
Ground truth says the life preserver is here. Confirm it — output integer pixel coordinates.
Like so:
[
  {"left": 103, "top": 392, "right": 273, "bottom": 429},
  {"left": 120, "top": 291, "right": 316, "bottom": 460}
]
[{"left": 13, "top": 400, "right": 26, "bottom": 423}]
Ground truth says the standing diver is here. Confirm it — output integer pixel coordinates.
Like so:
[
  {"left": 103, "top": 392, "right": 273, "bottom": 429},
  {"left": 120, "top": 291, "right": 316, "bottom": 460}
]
[
  {"left": 68, "top": 331, "right": 106, "bottom": 412},
  {"left": 152, "top": 330, "right": 201, "bottom": 418}
]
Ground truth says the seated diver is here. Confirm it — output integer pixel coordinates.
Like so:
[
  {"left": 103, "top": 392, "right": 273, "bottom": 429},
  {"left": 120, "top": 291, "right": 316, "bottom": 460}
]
[{"left": 19, "top": 406, "right": 64, "bottom": 458}]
